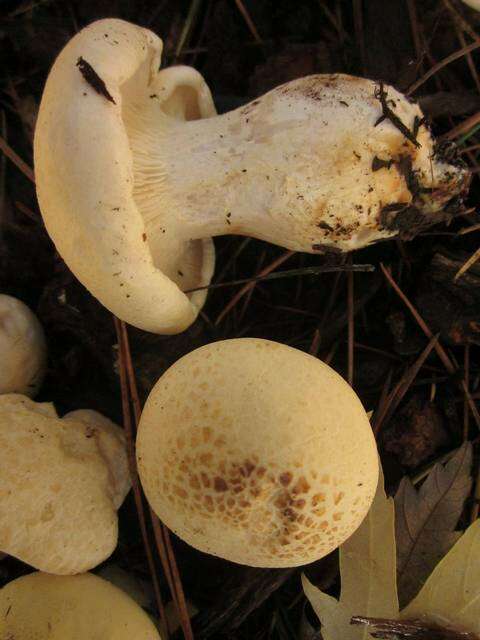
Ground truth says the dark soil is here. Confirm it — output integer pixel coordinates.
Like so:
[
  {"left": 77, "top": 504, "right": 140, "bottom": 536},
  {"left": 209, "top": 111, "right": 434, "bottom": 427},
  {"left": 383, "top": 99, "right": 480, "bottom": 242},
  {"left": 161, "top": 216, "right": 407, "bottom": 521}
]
[{"left": 1, "top": 1, "right": 480, "bottom": 639}]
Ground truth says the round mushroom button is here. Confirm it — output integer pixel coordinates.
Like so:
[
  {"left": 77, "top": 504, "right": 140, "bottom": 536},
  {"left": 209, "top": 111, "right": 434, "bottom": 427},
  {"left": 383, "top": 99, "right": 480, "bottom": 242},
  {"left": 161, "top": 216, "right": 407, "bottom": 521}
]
[
  {"left": 136, "top": 338, "right": 379, "bottom": 568},
  {"left": 0, "top": 572, "right": 162, "bottom": 639},
  {"left": 0, "top": 294, "right": 47, "bottom": 397},
  {"left": 0, "top": 395, "right": 131, "bottom": 574}
]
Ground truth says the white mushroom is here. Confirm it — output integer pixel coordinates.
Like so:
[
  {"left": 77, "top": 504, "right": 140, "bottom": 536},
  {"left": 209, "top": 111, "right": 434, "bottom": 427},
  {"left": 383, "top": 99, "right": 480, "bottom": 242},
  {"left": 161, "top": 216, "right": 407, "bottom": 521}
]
[
  {"left": 0, "top": 394, "right": 130, "bottom": 574},
  {"left": 136, "top": 338, "right": 379, "bottom": 567},
  {"left": 0, "top": 294, "right": 46, "bottom": 396},
  {"left": 0, "top": 572, "right": 161, "bottom": 639},
  {"left": 34, "top": 18, "right": 469, "bottom": 334}
]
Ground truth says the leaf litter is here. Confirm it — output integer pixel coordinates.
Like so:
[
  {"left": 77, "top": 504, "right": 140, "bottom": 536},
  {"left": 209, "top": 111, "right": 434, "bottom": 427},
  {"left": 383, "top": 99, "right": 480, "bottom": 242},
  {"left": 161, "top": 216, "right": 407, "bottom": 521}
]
[
  {"left": 396, "top": 442, "right": 473, "bottom": 607},
  {"left": 304, "top": 444, "right": 476, "bottom": 640},
  {"left": 303, "top": 464, "right": 398, "bottom": 640}
]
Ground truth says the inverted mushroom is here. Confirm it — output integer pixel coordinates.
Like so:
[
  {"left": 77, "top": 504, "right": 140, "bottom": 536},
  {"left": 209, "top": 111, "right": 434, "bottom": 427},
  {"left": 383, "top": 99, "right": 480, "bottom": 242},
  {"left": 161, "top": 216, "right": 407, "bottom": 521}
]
[
  {"left": 0, "top": 294, "right": 47, "bottom": 396},
  {"left": 34, "top": 18, "right": 469, "bottom": 334},
  {"left": 136, "top": 338, "right": 379, "bottom": 567},
  {"left": 0, "top": 394, "right": 130, "bottom": 574},
  {"left": 0, "top": 572, "right": 161, "bottom": 639}
]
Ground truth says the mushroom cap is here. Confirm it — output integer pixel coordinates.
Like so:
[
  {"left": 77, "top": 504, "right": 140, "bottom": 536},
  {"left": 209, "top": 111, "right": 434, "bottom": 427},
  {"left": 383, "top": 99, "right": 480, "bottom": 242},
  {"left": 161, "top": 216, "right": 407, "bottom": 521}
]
[
  {"left": 0, "top": 572, "right": 161, "bottom": 639},
  {"left": 34, "top": 18, "right": 216, "bottom": 334},
  {"left": 62, "top": 408, "right": 131, "bottom": 508},
  {"left": 0, "top": 294, "right": 47, "bottom": 397},
  {"left": 136, "top": 338, "right": 379, "bottom": 567},
  {"left": 0, "top": 395, "right": 131, "bottom": 574}
]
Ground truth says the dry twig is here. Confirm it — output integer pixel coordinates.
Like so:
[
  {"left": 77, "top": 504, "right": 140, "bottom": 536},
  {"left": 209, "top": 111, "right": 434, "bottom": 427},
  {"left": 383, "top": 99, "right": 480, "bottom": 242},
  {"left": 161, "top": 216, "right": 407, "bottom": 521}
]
[
  {"left": 407, "top": 41, "right": 480, "bottom": 95},
  {"left": 115, "top": 319, "right": 194, "bottom": 639},
  {"left": 0, "top": 134, "right": 35, "bottom": 183},
  {"left": 113, "top": 317, "right": 168, "bottom": 637},
  {"left": 215, "top": 250, "right": 295, "bottom": 325},
  {"left": 233, "top": 0, "right": 262, "bottom": 43}
]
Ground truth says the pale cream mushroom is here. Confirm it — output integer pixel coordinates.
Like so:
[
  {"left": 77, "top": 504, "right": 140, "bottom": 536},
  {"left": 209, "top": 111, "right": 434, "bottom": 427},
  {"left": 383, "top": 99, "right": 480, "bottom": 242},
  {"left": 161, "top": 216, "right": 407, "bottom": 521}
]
[
  {"left": 34, "top": 18, "right": 469, "bottom": 334},
  {"left": 0, "top": 572, "right": 161, "bottom": 639},
  {"left": 0, "top": 394, "right": 130, "bottom": 574},
  {"left": 136, "top": 338, "right": 379, "bottom": 567},
  {"left": 0, "top": 294, "right": 47, "bottom": 396},
  {"left": 62, "top": 408, "right": 131, "bottom": 511}
]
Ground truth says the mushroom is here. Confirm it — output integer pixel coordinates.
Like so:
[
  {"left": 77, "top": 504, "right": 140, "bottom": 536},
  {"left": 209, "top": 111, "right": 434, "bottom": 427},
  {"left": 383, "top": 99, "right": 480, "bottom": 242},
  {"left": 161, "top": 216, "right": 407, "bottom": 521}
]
[
  {"left": 0, "top": 394, "right": 130, "bottom": 574},
  {"left": 136, "top": 338, "right": 379, "bottom": 567},
  {"left": 0, "top": 571, "right": 161, "bottom": 639},
  {"left": 0, "top": 294, "right": 47, "bottom": 396},
  {"left": 34, "top": 18, "right": 469, "bottom": 334}
]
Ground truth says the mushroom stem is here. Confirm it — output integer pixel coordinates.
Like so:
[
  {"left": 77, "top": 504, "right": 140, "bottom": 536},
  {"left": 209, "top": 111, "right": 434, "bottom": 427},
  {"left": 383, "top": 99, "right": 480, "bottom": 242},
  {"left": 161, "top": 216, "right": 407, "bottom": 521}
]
[{"left": 125, "top": 72, "right": 469, "bottom": 290}]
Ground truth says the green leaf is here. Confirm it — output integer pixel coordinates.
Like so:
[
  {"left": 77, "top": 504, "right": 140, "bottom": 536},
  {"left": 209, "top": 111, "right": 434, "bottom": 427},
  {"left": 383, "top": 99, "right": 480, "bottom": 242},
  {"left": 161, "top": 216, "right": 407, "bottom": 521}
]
[
  {"left": 395, "top": 443, "right": 473, "bottom": 607},
  {"left": 303, "top": 465, "right": 398, "bottom": 640},
  {"left": 402, "top": 519, "right": 480, "bottom": 634}
]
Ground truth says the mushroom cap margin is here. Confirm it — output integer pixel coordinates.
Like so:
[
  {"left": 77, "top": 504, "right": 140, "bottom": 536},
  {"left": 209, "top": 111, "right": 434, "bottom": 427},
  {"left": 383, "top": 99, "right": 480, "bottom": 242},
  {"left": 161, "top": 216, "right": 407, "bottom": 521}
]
[{"left": 34, "top": 18, "right": 214, "bottom": 334}]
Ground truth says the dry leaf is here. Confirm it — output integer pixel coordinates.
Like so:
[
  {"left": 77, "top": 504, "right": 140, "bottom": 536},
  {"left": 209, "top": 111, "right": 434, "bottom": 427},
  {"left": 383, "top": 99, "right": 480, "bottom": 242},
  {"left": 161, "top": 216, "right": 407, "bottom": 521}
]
[
  {"left": 303, "top": 465, "right": 398, "bottom": 640},
  {"left": 402, "top": 519, "right": 480, "bottom": 635},
  {"left": 395, "top": 443, "right": 473, "bottom": 607}
]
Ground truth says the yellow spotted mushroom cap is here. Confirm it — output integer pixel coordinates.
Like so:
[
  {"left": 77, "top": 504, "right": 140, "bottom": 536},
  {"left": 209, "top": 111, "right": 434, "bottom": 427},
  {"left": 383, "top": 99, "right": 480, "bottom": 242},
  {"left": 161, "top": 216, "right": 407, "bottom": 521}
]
[
  {"left": 0, "top": 572, "right": 161, "bottom": 639},
  {"left": 0, "top": 395, "right": 131, "bottom": 574},
  {"left": 137, "top": 338, "right": 379, "bottom": 567}
]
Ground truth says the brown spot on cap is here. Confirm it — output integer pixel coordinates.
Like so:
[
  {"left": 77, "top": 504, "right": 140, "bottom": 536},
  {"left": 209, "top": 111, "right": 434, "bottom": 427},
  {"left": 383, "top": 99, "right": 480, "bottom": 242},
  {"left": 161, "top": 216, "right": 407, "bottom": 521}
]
[
  {"left": 292, "top": 476, "right": 310, "bottom": 494},
  {"left": 214, "top": 477, "right": 228, "bottom": 492},
  {"left": 242, "top": 461, "right": 255, "bottom": 477},
  {"left": 279, "top": 471, "right": 293, "bottom": 486}
]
